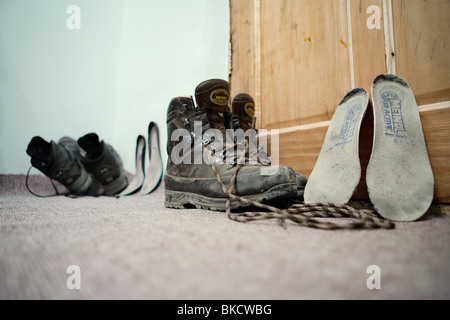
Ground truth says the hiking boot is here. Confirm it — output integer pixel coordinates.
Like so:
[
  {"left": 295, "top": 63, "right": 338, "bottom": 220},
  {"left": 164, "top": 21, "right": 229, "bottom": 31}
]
[
  {"left": 164, "top": 80, "right": 297, "bottom": 211},
  {"left": 231, "top": 92, "right": 308, "bottom": 200},
  {"left": 77, "top": 133, "right": 128, "bottom": 196},
  {"left": 194, "top": 79, "right": 231, "bottom": 132},
  {"left": 231, "top": 93, "right": 256, "bottom": 131},
  {"left": 26, "top": 136, "right": 93, "bottom": 195}
]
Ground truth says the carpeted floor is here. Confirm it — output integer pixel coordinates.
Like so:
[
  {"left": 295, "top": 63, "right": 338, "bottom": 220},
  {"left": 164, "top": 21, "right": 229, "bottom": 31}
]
[{"left": 0, "top": 174, "right": 449, "bottom": 300}]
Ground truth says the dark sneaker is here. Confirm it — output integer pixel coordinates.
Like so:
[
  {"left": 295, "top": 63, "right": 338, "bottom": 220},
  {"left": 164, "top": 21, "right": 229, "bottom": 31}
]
[
  {"left": 26, "top": 136, "right": 93, "bottom": 195},
  {"left": 77, "top": 133, "right": 128, "bottom": 196},
  {"left": 231, "top": 92, "right": 307, "bottom": 200},
  {"left": 163, "top": 80, "right": 297, "bottom": 211}
]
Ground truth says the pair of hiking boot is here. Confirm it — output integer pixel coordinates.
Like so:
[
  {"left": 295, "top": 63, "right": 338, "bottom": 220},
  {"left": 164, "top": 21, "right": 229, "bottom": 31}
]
[
  {"left": 304, "top": 74, "right": 434, "bottom": 222},
  {"left": 26, "top": 133, "right": 127, "bottom": 196},
  {"left": 164, "top": 79, "right": 307, "bottom": 211}
]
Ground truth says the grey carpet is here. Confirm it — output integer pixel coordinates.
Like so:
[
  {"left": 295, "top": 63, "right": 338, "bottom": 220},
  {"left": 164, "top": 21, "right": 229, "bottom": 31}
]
[{"left": 1, "top": 174, "right": 449, "bottom": 300}]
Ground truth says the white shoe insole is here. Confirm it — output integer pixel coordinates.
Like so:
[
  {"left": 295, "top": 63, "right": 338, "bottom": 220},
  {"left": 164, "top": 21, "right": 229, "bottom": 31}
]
[
  {"left": 367, "top": 74, "right": 434, "bottom": 222},
  {"left": 304, "top": 88, "right": 368, "bottom": 204}
]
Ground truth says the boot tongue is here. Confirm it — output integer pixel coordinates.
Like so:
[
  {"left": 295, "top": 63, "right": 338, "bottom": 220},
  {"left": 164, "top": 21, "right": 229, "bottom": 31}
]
[
  {"left": 232, "top": 93, "right": 255, "bottom": 131},
  {"left": 195, "top": 79, "right": 231, "bottom": 132},
  {"left": 78, "top": 133, "right": 104, "bottom": 160},
  {"left": 26, "top": 136, "right": 53, "bottom": 164}
]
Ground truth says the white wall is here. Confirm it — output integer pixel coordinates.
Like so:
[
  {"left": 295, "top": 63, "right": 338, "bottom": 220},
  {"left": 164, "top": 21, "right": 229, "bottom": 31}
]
[
  {"left": 0, "top": 0, "right": 230, "bottom": 174},
  {"left": 114, "top": 0, "right": 230, "bottom": 173}
]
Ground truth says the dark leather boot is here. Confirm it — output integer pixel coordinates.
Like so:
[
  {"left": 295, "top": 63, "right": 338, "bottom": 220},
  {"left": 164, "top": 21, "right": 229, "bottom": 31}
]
[
  {"left": 231, "top": 92, "right": 307, "bottom": 200},
  {"left": 164, "top": 80, "right": 297, "bottom": 211},
  {"left": 231, "top": 93, "right": 255, "bottom": 131}
]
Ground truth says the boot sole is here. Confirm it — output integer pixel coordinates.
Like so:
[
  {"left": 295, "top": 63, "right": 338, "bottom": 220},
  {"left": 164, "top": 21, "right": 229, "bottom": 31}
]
[
  {"left": 165, "top": 182, "right": 297, "bottom": 212},
  {"left": 304, "top": 88, "right": 368, "bottom": 204},
  {"left": 367, "top": 74, "right": 434, "bottom": 221}
]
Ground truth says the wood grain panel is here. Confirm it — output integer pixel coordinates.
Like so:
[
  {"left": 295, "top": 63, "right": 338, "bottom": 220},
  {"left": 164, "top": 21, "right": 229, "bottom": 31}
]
[
  {"left": 419, "top": 104, "right": 450, "bottom": 203},
  {"left": 278, "top": 122, "right": 329, "bottom": 177},
  {"left": 392, "top": 0, "right": 450, "bottom": 105},
  {"left": 259, "top": 0, "right": 352, "bottom": 129},
  {"left": 350, "top": 0, "right": 386, "bottom": 91},
  {"left": 230, "top": 0, "right": 256, "bottom": 100}
]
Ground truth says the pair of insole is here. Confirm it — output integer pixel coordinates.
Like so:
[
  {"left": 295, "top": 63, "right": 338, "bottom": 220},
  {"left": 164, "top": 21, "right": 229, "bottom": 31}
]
[
  {"left": 304, "top": 74, "right": 434, "bottom": 222},
  {"left": 119, "top": 122, "right": 163, "bottom": 196}
]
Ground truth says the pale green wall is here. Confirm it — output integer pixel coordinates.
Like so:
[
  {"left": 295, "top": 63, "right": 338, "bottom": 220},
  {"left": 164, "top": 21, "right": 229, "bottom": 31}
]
[{"left": 0, "top": 0, "right": 230, "bottom": 174}]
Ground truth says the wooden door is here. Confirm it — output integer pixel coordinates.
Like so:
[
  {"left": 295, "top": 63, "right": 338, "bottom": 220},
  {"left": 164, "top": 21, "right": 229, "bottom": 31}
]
[{"left": 230, "top": 0, "right": 450, "bottom": 203}]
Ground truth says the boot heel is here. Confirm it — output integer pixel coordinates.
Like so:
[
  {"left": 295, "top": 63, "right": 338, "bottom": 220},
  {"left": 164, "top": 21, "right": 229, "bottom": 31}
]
[{"left": 164, "top": 190, "right": 190, "bottom": 209}]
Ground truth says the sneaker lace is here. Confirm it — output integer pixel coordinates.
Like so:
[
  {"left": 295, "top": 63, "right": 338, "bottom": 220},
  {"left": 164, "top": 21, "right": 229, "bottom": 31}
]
[{"left": 25, "top": 166, "right": 67, "bottom": 198}]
